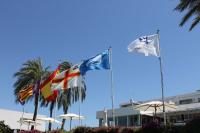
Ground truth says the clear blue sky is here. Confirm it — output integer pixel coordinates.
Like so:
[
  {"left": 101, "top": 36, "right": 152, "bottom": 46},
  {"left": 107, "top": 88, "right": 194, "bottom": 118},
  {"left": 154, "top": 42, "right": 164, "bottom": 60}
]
[{"left": 0, "top": 0, "right": 200, "bottom": 130}]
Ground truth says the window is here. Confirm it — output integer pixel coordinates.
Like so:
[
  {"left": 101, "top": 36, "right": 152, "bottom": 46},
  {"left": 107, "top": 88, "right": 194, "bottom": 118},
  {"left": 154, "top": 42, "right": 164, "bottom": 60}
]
[
  {"left": 179, "top": 99, "right": 193, "bottom": 105},
  {"left": 198, "top": 98, "right": 200, "bottom": 102},
  {"left": 117, "top": 116, "right": 127, "bottom": 126}
]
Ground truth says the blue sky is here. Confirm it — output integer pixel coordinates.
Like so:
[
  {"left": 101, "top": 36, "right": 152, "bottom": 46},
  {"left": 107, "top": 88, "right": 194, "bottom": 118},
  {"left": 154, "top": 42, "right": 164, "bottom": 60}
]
[{"left": 0, "top": 0, "right": 200, "bottom": 130}]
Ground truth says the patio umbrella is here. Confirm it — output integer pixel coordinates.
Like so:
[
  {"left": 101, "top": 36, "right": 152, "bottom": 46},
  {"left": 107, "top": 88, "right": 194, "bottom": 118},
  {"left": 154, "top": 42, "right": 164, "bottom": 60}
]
[
  {"left": 59, "top": 113, "right": 85, "bottom": 130},
  {"left": 134, "top": 101, "right": 177, "bottom": 116},
  {"left": 18, "top": 118, "right": 40, "bottom": 130},
  {"left": 37, "top": 117, "right": 61, "bottom": 124}
]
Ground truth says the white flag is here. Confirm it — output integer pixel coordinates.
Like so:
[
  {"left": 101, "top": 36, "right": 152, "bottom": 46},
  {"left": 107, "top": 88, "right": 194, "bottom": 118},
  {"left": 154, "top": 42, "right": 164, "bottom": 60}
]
[
  {"left": 128, "top": 34, "right": 160, "bottom": 57},
  {"left": 51, "top": 64, "right": 85, "bottom": 90}
]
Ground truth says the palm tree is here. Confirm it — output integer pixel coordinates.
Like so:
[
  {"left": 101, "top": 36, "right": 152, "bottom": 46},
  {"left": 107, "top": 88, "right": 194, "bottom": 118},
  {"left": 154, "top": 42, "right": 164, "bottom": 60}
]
[
  {"left": 40, "top": 99, "right": 56, "bottom": 131},
  {"left": 57, "top": 61, "right": 86, "bottom": 130},
  {"left": 13, "top": 58, "right": 50, "bottom": 130},
  {"left": 175, "top": 0, "right": 200, "bottom": 31},
  {"left": 58, "top": 84, "right": 86, "bottom": 130},
  {"left": 40, "top": 61, "right": 72, "bottom": 131}
]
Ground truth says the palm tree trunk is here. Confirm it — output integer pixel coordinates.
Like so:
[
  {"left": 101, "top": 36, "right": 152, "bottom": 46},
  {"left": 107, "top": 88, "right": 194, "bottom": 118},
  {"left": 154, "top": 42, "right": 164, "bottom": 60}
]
[
  {"left": 48, "top": 106, "right": 54, "bottom": 131},
  {"left": 61, "top": 108, "right": 68, "bottom": 130},
  {"left": 31, "top": 81, "right": 40, "bottom": 130},
  {"left": 61, "top": 119, "right": 66, "bottom": 130}
]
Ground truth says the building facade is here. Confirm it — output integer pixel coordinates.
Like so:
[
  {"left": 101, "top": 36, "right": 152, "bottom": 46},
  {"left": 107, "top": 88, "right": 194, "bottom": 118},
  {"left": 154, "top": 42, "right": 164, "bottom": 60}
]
[
  {"left": 0, "top": 109, "right": 46, "bottom": 131},
  {"left": 96, "top": 90, "right": 200, "bottom": 127}
]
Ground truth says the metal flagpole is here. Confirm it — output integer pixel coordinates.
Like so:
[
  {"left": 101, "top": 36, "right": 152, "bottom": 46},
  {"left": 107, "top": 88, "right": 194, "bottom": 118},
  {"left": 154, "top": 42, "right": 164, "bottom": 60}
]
[
  {"left": 157, "top": 30, "right": 166, "bottom": 125},
  {"left": 79, "top": 87, "right": 81, "bottom": 125},
  {"left": 54, "top": 96, "right": 58, "bottom": 129},
  {"left": 109, "top": 47, "right": 115, "bottom": 127},
  {"left": 20, "top": 107, "right": 25, "bottom": 131}
]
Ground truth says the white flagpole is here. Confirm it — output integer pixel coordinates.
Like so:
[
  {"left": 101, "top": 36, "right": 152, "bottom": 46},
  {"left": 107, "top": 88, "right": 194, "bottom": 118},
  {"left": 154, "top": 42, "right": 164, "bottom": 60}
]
[
  {"left": 54, "top": 95, "right": 58, "bottom": 130},
  {"left": 20, "top": 106, "right": 25, "bottom": 131},
  {"left": 78, "top": 87, "right": 81, "bottom": 125},
  {"left": 157, "top": 30, "right": 166, "bottom": 125},
  {"left": 109, "top": 47, "right": 115, "bottom": 127}
]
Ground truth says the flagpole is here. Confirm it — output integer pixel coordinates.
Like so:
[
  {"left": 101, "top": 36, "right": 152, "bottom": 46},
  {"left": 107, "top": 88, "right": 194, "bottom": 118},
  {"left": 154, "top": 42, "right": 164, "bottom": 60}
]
[
  {"left": 79, "top": 87, "right": 81, "bottom": 125},
  {"left": 157, "top": 30, "right": 166, "bottom": 126},
  {"left": 54, "top": 94, "right": 58, "bottom": 130},
  {"left": 109, "top": 47, "right": 115, "bottom": 127},
  {"left": 20, "top": 106, "right": 25, "bottom": 131}
]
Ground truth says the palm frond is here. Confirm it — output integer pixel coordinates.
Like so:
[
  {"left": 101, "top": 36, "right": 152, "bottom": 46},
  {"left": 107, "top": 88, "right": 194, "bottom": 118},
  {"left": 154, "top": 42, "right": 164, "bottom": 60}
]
[
  {"left": 59, "top": 61, "right": 72, "bottom": 72},
  {"left": 175, "top": 0, "right": 200, "bottom": 30},
  {"left": 190, "top": 16, "right": 200, "bottom": 30},
  {"left": 175, "top": 0, "right": 194, "bottom": 11},
  {"left": 13, "top": 58, "right": 49, "bottom": 104},
  {"left": 180, "top": 5, "right": 198, "bottom": 26}
]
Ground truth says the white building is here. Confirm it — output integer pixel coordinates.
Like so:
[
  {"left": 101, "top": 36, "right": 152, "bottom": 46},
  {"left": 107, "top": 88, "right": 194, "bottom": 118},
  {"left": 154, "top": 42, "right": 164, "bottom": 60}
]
[
  {"left": 0, "top": 109, "right": 46, "bottom": 131},
  {"left": 96, "top": 90, "right": 200, "bottom": 127}
]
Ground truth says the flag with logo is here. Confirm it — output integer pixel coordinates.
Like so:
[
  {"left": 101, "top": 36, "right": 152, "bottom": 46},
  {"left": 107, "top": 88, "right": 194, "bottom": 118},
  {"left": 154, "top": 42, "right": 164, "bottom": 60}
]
[
  {"left": 52, "top": 64, "right": 84, "bottom": 90},
  {"left": 79, "top": 50, "right": 110, "bottom": 75},
  {"left": 40, "top": 66, "right": 60, "bottom": 99},
  {"left": 18, "top": 85, "right": 34, "bottom": 104},
  {"left": 127, "top": 34, "right": 160, "bottom": 57}
]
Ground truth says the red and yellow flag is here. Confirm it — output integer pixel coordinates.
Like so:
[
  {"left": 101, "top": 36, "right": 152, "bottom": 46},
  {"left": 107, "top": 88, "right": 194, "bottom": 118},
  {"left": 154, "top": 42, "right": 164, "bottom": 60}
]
[{"left": 40, "top": 66, "right": 60, "bottom": 99}]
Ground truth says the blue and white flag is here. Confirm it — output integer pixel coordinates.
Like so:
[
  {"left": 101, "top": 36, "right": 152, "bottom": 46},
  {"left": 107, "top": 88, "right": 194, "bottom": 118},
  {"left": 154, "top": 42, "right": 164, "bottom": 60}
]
[
  {"left": 80, "top": 50, "right": 110, "bottom": 75},
  {"left": 128, "top": 34, "right": 160, "bottom": 57}
]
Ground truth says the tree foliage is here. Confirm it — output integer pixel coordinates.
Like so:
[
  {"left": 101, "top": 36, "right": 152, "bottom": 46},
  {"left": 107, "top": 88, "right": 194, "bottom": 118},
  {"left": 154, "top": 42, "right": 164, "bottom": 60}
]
[
  {"left": 175, "top": 0, "right": 200, "bottom": 30},
  {"left": 0, "top": 121, "right": 12, "bottom": 133},
  {"left": 13, "top": 58, "right": 50, "bottom": 130}
]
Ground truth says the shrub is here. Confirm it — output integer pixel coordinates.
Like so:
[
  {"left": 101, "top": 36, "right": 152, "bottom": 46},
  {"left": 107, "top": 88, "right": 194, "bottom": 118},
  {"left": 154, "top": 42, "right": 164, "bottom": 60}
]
[
  {"left": 165, "top": 126, "right": 185, "bottom": 133},
  {"left": 108, "top": 127, "right": 120, "bottom": 133},
  {"left": 73, "top": 126, "right": 93, "bottom": 133},
  {"left": 93, "top": 126, "right": 120, "bottom": 133},
  {"left": 185, "top": 117, "right": 200, "bottom": 133},
  {"left": 138, "top": 121, "right": 162, "bottom": 133},
  {"left": 18, "top": 130, "right": 42, "bottom": 133},
  {"left": 0, "top": 121, "right": 12, "bottom": 133},
  {"left": 93, "top": 127, "right": 108, "bottom": 133},
  {"left": 120, "top": 127, "right": 134, "bottom": 133}
]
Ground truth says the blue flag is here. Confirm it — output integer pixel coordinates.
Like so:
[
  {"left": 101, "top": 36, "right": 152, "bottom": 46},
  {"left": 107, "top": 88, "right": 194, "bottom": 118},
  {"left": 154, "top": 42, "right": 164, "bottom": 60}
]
[{"left": 80, "top": 50, "right": 110, "bottom": 75}]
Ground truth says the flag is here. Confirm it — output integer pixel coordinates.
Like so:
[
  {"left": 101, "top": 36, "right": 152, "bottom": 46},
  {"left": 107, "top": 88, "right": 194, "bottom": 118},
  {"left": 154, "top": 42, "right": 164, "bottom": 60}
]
[
  {"left": 128, "top": 34, "right": 160, "bottom": 57},
  {"left": 79, "top": 50, "right": 110, "bottom": 75},
  {"left": 40, "top": 66, "right": 60, "bottom": 99},
  {"left": 52, "top": 64, "right": 84, "bottom": 90},
  {"left": 46, "top": 90, "right": 59, "bottom": 101},
  {"left": 18, "top": 85, "right": 34, "bottom": 104}
]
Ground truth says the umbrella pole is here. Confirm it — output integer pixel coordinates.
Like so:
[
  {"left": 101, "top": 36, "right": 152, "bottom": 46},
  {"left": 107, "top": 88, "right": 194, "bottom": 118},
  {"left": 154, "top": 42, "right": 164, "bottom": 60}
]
[{"left": 70, "top": 117, "right": 72, "bottom": 131}]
